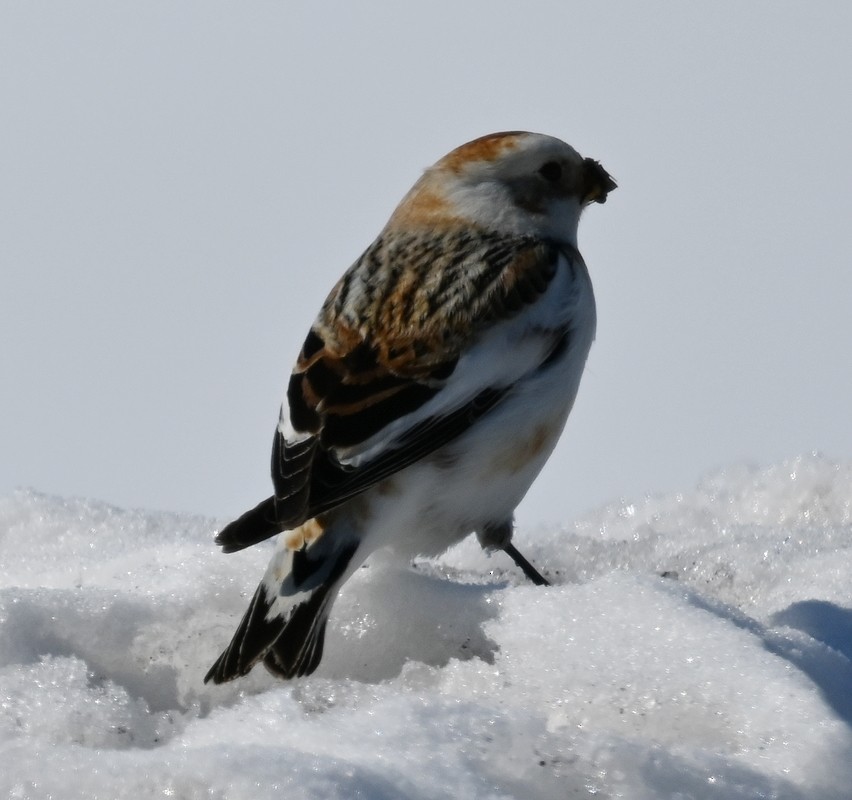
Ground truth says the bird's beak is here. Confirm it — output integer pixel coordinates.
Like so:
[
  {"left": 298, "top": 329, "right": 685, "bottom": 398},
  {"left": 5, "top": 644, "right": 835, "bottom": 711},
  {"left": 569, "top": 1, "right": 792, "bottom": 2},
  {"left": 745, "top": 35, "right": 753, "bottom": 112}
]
[{"left": 581, "top": 158, "right": 617, "bottom": 204}]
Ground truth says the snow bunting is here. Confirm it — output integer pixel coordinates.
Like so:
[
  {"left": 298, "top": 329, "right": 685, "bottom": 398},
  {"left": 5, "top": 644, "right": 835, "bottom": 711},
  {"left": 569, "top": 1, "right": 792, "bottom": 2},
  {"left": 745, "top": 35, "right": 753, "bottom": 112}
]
[{"left": 205, "top": 131, "right": 615, "bottom": 683}]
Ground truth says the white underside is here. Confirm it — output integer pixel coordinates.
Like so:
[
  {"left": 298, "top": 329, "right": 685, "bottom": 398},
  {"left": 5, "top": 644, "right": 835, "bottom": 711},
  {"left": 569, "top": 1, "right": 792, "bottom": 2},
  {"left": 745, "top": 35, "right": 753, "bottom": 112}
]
[
  {"left": 263, "top": 250, "right": 596, "bottom": 609},
  {"left": 367, "top": 295, "right": 595, "bottom": 559}
]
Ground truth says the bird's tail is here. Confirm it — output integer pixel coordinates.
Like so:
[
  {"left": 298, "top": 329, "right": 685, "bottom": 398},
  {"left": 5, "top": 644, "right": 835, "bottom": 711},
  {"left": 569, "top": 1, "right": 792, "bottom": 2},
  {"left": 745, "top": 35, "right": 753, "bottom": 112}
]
[
  {"left": 204, "top": 520, "right": 360, "bottom": 684},
  {"left": 214, "top": 496, "right": 281, "bottom": 554}
]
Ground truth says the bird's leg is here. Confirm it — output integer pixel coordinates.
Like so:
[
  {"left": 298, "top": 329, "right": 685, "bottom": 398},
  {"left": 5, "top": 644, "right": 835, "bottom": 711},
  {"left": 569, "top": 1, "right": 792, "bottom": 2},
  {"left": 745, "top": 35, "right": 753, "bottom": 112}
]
[
  {"left": 477, "top": 519, "right": 550, "bottom": 587},
  {"left": 503, "top": 542, "right": 550, "bottom": 586}
]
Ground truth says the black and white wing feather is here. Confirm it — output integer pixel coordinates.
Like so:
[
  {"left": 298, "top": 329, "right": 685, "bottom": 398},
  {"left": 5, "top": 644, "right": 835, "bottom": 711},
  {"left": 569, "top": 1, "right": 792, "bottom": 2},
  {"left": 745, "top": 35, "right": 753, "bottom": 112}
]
[{"left": 215, "top": 231, "right": 581, "bottom": 553}]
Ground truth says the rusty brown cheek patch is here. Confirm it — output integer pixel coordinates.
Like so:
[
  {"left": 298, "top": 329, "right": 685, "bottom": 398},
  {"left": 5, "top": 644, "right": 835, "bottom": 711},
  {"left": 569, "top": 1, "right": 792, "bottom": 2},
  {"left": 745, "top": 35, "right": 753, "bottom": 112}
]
[{"left": 439, "top": 132, "right": 523, "bottom": 174}]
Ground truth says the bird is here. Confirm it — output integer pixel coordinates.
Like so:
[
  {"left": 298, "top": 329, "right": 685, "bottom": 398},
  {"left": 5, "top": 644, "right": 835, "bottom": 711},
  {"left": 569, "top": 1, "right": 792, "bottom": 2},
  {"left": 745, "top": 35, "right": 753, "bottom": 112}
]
[{"left": 204, "top": 131, "right": 615, "bottom": 684}]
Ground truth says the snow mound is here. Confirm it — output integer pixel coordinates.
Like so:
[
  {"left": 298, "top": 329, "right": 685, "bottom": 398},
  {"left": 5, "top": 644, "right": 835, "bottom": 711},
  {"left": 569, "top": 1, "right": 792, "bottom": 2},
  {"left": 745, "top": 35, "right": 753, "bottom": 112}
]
[{"left": 1, "top": 453, "right": 851, "bottom": 799}]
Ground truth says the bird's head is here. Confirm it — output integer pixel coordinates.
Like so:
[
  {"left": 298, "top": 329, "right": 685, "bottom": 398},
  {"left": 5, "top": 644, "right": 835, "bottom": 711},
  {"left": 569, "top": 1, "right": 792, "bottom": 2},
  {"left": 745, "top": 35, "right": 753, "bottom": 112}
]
[{"left": 389, "top": 131, "right": 616, "bottom": 246}]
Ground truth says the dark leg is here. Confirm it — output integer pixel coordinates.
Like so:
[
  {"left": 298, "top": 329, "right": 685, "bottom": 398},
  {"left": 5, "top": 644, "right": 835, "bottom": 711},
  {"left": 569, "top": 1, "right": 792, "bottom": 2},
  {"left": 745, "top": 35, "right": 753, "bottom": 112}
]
[{"left": 503, "top": 542, "right": 550, "bottom": 586}]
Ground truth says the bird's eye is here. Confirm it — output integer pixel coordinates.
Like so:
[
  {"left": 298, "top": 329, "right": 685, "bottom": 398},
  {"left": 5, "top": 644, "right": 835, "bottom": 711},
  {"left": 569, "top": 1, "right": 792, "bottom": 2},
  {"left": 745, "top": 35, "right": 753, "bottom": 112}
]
[{"left": 538, "top": 161, "right": 563, "bottom": 182}]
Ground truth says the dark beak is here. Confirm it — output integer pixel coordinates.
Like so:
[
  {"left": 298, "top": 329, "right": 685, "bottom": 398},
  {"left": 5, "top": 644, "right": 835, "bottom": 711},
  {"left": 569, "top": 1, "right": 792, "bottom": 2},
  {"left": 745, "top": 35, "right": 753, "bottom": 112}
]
[{"left": 582, "top": 158, "right": 617, "bottom": 204}]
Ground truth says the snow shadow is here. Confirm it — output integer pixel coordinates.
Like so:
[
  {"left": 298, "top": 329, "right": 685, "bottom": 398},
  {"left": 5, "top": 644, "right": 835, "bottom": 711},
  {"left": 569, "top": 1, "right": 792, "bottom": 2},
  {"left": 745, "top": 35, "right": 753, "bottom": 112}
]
[
  {"left": 768, "top": 600, "right": 852, "bottom": 725},
  {"left": 0, "top": 588, "right": 182, "bottom": 714},
  {"left": 319, "top": 564, "right": 501, "bottom": 682},
  {"left": 675, "top": 585, "right": 852, "bottom": 728},
  {"left": 771, "top": 600, "right": 852, "bottom": 662}
]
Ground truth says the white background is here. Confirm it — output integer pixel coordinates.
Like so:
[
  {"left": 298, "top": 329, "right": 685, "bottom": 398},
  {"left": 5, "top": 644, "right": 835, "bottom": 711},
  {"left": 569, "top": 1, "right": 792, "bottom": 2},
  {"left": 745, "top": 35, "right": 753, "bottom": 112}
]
[{"left": 3, "top": 2, "right": 851, "bottom": 526}]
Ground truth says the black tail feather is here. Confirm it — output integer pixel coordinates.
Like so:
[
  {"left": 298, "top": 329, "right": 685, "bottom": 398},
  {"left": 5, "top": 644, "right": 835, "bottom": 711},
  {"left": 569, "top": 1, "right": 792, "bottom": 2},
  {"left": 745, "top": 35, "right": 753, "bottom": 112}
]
[
  {"left": 204, "top": 582, "right": 282, "bottom": 684},
  {"left": 262, "top": 540, "right": 359, "bottom": 679},
  {"left": 215, "top": 496, "right": 280, "bottom": 553},
  {"left": 204, "top": 540, "right": 359, "bottom": 684},
  {"left": 263, "top": 589, "right": 334, "bottom": 679}
]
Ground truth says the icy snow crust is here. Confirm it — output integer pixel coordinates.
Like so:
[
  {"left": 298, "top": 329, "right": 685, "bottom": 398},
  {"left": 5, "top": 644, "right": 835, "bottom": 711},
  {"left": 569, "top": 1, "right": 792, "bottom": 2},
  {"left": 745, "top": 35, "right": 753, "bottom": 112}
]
[{"left": 1, "top": 454, "right": 851, "bottom": 799}]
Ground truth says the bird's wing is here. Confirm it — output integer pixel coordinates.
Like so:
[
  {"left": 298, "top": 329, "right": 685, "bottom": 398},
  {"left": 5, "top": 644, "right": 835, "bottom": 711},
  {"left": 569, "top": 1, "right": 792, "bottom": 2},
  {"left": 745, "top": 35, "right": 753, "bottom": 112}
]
[
  {"left": 282, "top": 229, "right": 578, "bottom": 513},
  {"left": 216, "top": 231, "right": 578, "bottom": 552}
]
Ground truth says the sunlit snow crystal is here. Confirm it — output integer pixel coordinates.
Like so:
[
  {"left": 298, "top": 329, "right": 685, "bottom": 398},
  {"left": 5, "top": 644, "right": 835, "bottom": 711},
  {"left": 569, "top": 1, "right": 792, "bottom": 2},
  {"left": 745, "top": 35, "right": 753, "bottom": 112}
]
[{"left": 1, "top": 453, "right": 851, "bottom": 799}]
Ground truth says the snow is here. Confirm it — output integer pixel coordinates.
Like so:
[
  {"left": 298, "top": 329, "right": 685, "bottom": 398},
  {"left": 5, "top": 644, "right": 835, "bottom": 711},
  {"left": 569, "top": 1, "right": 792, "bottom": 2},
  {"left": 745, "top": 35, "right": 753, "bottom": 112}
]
[{"left": 1, "top": 453, "right": 851, "bottom": 799}]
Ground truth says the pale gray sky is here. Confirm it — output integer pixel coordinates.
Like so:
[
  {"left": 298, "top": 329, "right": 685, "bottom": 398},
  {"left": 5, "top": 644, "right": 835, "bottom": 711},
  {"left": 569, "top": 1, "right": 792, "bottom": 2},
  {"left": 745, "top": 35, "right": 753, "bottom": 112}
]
[{"left": 2, "top": 2, "right": 851, "bottom": 527}]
